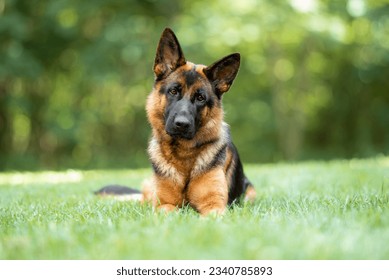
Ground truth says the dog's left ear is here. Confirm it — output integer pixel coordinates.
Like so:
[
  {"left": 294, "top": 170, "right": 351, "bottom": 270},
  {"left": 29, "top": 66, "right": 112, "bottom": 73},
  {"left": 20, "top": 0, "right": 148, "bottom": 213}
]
[{"left": 203, "top": 53, "right": 240, "bottom": 97}]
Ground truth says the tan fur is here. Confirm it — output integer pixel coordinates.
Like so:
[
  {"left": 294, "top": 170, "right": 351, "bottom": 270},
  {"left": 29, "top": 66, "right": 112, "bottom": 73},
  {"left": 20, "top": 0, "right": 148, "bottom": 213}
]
[
  {"left": 144, "top": 61, "right": 234, "bottom": 216},
  {"left": 224, "top": 146, "right": 235, "bottom": 188},
  {"left": 186, "top": 167, "right": 228, "bottom": 215},
  {"left": 244, "top": 186, "right": 257, "bottom": 203}
]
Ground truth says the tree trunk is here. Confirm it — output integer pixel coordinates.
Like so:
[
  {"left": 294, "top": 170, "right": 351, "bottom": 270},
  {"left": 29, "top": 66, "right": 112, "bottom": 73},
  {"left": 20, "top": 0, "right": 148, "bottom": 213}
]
[{"left": 0, "top": 81, "right": 11, "bottom": 169}]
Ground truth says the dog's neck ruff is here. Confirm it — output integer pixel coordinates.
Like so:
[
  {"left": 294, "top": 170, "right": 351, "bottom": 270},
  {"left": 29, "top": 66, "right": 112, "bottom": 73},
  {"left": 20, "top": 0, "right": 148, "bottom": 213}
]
[{"left": 148, "top": 122, "right": 229, "bottom": 184}]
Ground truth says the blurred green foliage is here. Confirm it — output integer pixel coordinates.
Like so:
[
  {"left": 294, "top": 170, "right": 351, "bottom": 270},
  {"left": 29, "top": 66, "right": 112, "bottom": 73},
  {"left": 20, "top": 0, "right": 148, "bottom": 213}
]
[{"left": 1, "top": 0, "right": 389, "bottom": 170}]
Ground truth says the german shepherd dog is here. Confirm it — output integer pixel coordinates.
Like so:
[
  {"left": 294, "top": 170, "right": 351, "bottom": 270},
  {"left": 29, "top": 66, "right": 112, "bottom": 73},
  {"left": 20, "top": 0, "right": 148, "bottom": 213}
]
[{"left": 96, "top": 28, "right": 256, "bottom": 216}]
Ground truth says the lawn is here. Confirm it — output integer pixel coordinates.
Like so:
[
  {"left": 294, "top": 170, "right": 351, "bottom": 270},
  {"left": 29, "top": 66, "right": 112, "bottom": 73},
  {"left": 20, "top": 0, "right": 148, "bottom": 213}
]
[{"left": 0, "top": 157, "right": 388, "bottom": 259}]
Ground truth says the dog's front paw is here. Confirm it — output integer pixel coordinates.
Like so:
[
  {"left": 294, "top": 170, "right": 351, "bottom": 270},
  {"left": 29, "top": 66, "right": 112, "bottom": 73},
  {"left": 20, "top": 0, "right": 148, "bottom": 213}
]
[
  {"left": 197, "top": 205, "right": 226, "bottom": 217},
  {"left": 157, "top": 204, "right": 178, "bottom": 214}
]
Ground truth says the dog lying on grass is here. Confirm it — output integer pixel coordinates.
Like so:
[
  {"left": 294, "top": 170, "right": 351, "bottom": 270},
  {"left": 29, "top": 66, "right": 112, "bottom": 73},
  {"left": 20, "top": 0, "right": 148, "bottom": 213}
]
[{"left": 96, "top": 28, "right": 256, "bottom": 215}]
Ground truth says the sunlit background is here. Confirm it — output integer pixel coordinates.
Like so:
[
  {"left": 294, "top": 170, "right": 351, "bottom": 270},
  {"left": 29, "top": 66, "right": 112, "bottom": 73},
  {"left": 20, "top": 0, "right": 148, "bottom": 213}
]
[{"left": 1, "top": 0, "right": 388, "bottom": 170}]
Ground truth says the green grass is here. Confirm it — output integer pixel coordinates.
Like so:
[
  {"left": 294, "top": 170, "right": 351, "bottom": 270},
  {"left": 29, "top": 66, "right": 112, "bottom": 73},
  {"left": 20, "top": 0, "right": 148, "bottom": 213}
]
[{"left": 1, "top": 157, "right": 389, "bottom": 259}]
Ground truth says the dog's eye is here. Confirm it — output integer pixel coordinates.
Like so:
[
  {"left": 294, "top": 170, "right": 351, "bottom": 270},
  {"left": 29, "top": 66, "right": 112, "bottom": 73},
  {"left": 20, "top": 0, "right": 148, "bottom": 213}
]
[
  {"left": 169, "top": 88, "right": 178, "bottom": 96},
  {"left": 195, "top": 93, "right": 205, "bottom": 102}
]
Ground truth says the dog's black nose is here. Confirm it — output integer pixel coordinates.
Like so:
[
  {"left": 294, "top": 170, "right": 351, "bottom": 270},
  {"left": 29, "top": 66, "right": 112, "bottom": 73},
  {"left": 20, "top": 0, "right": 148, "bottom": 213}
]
[{"left": 174, "top": 116, "right": 190, "bottom": 131}]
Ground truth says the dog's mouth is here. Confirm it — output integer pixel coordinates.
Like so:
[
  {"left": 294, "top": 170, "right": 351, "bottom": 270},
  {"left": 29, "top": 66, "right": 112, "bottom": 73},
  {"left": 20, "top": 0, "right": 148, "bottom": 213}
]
[{"left": 166, "top": 128, "right": 195, "bottom": 140}]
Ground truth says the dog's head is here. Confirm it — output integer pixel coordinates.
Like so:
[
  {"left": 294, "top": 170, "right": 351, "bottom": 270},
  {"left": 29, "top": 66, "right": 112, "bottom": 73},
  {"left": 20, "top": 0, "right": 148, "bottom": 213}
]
[{"left": 147, "top": 28, "right": 240, "bottom": 141}]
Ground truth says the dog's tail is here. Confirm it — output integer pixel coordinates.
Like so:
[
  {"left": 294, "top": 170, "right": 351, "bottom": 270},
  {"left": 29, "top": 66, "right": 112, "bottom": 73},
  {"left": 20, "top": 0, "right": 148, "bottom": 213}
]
[
  {"left": 94, "top": 178, "right": 156, "bottom": 203},
  {"left": 94, "top": 185, "right": 143, "bottom": 201}
]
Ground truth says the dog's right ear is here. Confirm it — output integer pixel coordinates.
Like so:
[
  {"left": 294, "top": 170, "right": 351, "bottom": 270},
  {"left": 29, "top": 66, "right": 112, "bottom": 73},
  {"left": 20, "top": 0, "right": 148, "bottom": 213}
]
[{"left": 154, "top": 28, "right": 186, "bottom": 80}]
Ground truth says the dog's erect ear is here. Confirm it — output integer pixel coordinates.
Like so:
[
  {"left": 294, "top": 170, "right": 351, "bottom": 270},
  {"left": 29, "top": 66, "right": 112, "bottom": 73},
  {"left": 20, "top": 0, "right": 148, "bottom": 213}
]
[
  {"left": 203, "top": 53, "right": 240, "bottom": 97},
  {"left": 154, "top": 28, "right": 186, "bottom": 80}
]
